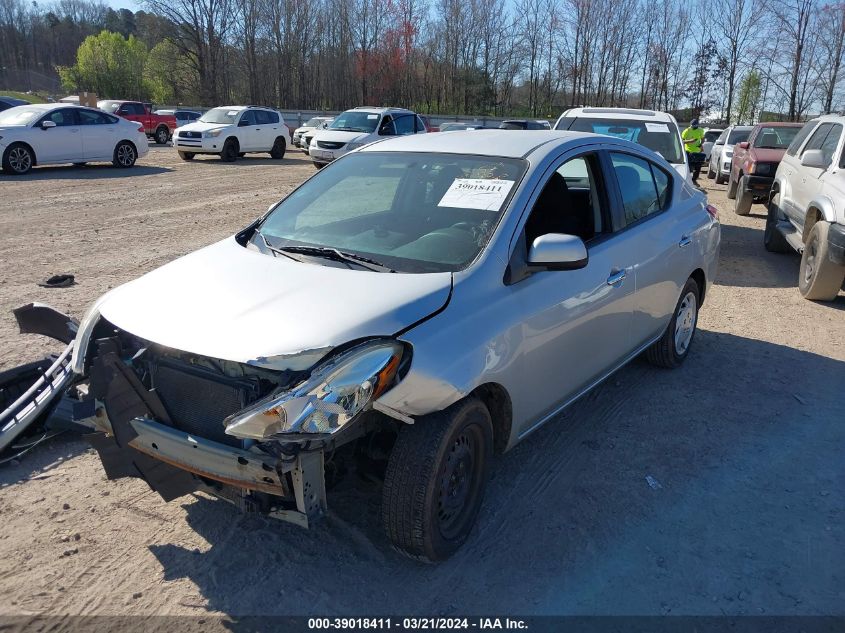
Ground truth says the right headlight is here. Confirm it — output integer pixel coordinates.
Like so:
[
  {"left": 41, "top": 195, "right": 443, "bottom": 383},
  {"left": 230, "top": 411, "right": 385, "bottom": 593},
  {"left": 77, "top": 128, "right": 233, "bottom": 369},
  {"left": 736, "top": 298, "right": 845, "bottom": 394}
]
[{"left": 224, "top": 340, "right": 406, "bottom": 440}]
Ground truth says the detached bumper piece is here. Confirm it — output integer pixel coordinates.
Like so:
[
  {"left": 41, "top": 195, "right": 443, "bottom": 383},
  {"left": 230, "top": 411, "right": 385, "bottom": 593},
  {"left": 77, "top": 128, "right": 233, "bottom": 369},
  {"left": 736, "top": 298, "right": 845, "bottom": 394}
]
[
  {"left": 1, "top": 304, "right": 79, "bottom": 454},
  {"left": 87, "top": 338, "right": 327, "bottom": 527}
]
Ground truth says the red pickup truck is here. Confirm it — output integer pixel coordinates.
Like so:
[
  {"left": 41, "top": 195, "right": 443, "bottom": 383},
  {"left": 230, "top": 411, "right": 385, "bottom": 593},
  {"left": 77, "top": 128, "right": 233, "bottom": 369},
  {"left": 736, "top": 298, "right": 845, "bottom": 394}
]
[{"left": 97, "top": 100, "right": 177, "bottom": 145}]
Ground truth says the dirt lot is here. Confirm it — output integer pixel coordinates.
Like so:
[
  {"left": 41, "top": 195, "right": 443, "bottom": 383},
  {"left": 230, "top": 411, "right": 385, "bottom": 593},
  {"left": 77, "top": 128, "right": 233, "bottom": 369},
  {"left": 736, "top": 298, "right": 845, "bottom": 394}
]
[{"left": 0, "top": 147, "right": 843, "bottom": 618}]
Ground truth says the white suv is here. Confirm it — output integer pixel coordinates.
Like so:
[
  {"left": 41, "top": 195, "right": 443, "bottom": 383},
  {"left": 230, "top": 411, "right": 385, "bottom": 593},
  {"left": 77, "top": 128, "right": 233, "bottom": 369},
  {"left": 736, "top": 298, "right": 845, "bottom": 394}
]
[
  {"left": 766, "top": 114, "right": 845, "bottom": 301},
  {"left": 554, "top": 107, "right": 690, "bottom": 181},
  {"left": 308, "top": 107, "right": 426, "bottom": 168},
  {"left": 173, "top": 106, "right": 291, "bottom": 162}
]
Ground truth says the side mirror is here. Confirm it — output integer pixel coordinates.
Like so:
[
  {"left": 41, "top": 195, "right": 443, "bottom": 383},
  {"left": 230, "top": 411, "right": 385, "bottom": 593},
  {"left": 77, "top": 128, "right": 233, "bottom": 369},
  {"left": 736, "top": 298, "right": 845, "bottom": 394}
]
[
  {"left": 715, "top": 140, "right": 724, "bottom": 145},
  {"left": 379, "top": 124, "right": 394, "bottom": 136},
  {"left": 801, "top": 149, "right": 827, "bottom": 169},
  {"left": 737, "top": 141, "right": 749, "bottom": 150},
  {"left": 40, "top": 120, "right": 56, "bottom": 129},
  {"left": 238, "top": 119, "right": 250, "bottom": 127},
  {"left": 527, "top": 233, "right": 588, "bottom": 270}
]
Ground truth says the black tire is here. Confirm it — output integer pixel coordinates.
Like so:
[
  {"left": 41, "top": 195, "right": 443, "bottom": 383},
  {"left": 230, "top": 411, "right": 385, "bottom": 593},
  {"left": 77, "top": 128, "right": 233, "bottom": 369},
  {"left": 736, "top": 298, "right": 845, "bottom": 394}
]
[
  {"left": 112, "top": 141, "right": 137, "bottom": 168},
  {"left": 715, "top": 170, "right": 726, "bottom": 185},
  {"left": 734, "top": 176, "right": 753, "bottom": 215},
  {"left": 238, "top": 152, "right": 246, "bottom": 158},
  {"left": 726, "top": 175, "right": 738, "bottom": 199},
  {"left": 220, "top": 139, "right": 238, "bottom": 162},
  {"left": 178, "top": 151, "right": 195, "bottom": 161},
  {"left": 764, "top": 194, "right": 791, "bottom": 253},
  {"left": 798, "top": 221, "right": 845, "bottom": 301},
  {"left": 154, "top": 126, "right": 170, "bottom": 145},
  {"left": 706, "top": 162, "right": 716, "bottom": 179},
  {"left": 646, "top": 277, "right": 700, "bottom": 369},
  {"left": 312, "top": 161, "right": 325, "bottom": 169},
  {"left": 270, "top": 136, "right": 286, "bottom": 159},
  {"left": 382, "top": 396, "right": 493, "bottom": 562},
  {"left": 73, "top": 162, "right": 87, "bottom": 166},
  {"left": 2, "top": 143, "right": 34, "bottom": 174}
]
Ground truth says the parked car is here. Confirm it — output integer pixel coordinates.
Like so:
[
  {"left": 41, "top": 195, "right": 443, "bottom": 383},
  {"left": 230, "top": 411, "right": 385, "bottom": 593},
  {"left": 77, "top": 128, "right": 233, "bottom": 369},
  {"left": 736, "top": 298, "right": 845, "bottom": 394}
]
[
  {"left": 727, "top": 122, "right": 803, "bottom": 215},
  {"left": 555, "top": 107, "right": 690, "bottom": 181},
  {"left": 706, "top": 125, "right": 753, "bottom": 184},
  {"left": 172, "top": 106, "right": 290, "bottom": 162},
  {"left": 70, "top": 130, "right": 719, "bottom": 560},
  {"left": 154, "top": 109, "right": 202, "bottom": 128},
  {"left": 702, "top": 128, "right": 724, "bottom": 161},
  {"left": 97, "top": 100, "right": 177, "bottom": 145},
  {"left": 308, "top": 106, "right": 426, "bottom": 168},
  {"left": 419, "top": 115, "right": 439, "bottom": 132},
  {"left": 765, "top": 115, "right": 845, "bottom": 301},
  {"left": 293, "top": 116, "right": 333, "bottom": 149},
  {"left": 499, "top": 119, "right": 551, "bottom": 130},
  {"left": 439, "top": 122, "right": 491, "bottom": 132},
  {"left": 0, "top": 95, "right": 29, "bottom": 112},
  {"left": 0, "top": 103, "right": 148, "bottom": 175}
]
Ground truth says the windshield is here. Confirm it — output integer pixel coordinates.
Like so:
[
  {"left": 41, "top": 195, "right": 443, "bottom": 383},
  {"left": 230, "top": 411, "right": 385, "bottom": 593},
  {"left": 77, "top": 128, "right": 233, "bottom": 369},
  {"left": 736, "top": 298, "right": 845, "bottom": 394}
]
[
  {"left": 0, "top": 106, "right": 42, "bottom": 126},
  {"left": 559, "top": 117, "right": 684, "bottom": 163},
  {"left": 753, "top": 126, "right": 801, "bottom": 149},
  {"left": 329, "top": 111, "right": 380, "bottom": 133},
  {"left": 727, "top": 129, "right": 751, "bottom": 145},
  {"left": 704, "top": 130, "right": 722, "bottom": 142},
  {"left": 199, "top": 107, "right": 241, "bottom": 124},
  {"left": 98, "top": 101, "right": 121, "bottom": 113},
  {"left": 256, "top": 152, "right": 527, "bottom": 273},
  {"left": 304, "top": 117, "right": 323, "bottom": 127}
]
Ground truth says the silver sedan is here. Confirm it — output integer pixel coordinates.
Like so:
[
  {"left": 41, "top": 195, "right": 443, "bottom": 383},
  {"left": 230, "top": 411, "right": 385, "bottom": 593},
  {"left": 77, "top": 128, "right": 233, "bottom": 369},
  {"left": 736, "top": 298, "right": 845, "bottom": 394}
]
[{"left": 71, "top": 130, "right": 720, "bottom": 561}]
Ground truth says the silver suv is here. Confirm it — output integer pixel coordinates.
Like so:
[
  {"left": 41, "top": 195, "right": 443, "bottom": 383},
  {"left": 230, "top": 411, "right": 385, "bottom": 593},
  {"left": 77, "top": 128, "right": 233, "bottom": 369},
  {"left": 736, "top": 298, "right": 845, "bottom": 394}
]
[
  {"left": 766, "top": 115, "right": 845, "bottom": 301},
  {"left": 69, "top": 130, "right": 720, "bottom": 560}
]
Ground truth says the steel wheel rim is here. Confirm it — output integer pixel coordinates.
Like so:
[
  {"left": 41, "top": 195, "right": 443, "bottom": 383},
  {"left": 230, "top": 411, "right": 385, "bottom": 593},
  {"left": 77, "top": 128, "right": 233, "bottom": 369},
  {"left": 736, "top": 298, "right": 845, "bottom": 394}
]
[
  {"left": 436, "top": 428, "right": 480, "bottom": 540},
  {"left": 9, "top": 147, "right": 31, "bottom": 172},
  {"left": 117, "top": 144, "right": 134, "bottom": 166},
  {"left": 804, "top": 236, "right": 817, "bottom": 283},
  {"left": 674, "top": 291, "right": 697, "bottom": 355},
  {"left": 157, "top": 130, "right": 167, "bottom": 143}
]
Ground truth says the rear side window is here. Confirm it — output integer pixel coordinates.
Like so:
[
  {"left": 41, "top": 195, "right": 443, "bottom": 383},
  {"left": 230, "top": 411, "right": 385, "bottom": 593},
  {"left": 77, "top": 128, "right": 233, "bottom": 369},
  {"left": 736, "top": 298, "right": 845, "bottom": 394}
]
[
  {"left": 727, "top": 128, "right": 750, "bottom": 145},
  {"left": 786, "top": 121, "right": 819, "bottom": 156},
  {"left": 819, "top": 124, "right": 842, "bottom": 166},
  {"left": 394, "top": 113, "right": 416, "bottom": 135},
  {"left": 78, "top": 109, "right": 113, "bottom": 125},
  {"left": 802, "top": 123, "right": 833, "bottom": 156},
  {"left": 259, "top": 110, "right": 279, "bottom": 124},
  {"left": 610, "top": 152, "right": 671, "bottom": 225}
]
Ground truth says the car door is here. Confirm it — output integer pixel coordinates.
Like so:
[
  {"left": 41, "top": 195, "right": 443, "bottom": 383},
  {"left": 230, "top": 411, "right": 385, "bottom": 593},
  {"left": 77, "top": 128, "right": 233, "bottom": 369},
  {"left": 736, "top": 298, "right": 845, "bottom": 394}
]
[
  {"left": 607, "top": 151, "right": 697, "bottom": 345},
  {"left": 778, "top": 120, "right": 819, "bottom": 219},
  {"left": 77, "top": 108, "right": 118, "bottom": 160},
  {"left": 710, "top": 129, "right": 727, "bottom": 172},
  {"left": 257, "top": 109, "right": 283, "bottom": 149},
  {"left": 236, "top": 110, "right": 258, "bottom": 150},
  {"left": 508, "top": 150, "right": 636, "bottom": 432},
  {"left": 790, "top": 123, "right": 837, "bottom": 224},
  {"left": 31, "top": 108, "right": 82, "bottom": 162}
]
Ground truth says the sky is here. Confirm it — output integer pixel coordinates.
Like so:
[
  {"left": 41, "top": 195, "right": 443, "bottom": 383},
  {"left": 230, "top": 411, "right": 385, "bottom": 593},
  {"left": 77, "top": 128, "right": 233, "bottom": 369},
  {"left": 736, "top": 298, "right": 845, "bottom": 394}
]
[{"left": 106, "top": 0, "right": 141, "bottom": 12}]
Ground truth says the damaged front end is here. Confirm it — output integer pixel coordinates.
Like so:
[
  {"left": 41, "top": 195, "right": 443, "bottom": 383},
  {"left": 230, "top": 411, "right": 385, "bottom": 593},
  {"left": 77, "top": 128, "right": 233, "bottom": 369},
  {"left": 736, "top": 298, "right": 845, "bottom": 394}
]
[{"left": 76, "top": 319, "right": 409, "bottom": 527}]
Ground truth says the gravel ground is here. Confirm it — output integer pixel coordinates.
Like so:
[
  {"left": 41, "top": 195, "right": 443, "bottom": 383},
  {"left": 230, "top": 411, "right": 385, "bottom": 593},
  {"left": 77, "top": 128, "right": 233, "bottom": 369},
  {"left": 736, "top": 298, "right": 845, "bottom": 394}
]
[{"left": 0, "top": 147, "right": 843, "bottom": 619}]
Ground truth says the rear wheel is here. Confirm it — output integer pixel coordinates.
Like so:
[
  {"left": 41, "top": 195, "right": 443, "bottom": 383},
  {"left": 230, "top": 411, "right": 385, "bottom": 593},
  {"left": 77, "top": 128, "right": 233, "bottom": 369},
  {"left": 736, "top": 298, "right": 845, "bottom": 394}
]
[
  {"left": 73, "top": 162, "right": 87, "bottom": 167},
  {"left": 154, "top": 126, "right": 170, "bottom": 145},
  {"left": 646, "top": 277, "right": 700, "bottom": 369},
  {"left": 764, "top": 194, "right": 791, "bottom": 253},
  {"left": 2, "top": 143, "right": 34, "bottom": 174},
  {"left": 382, "top": 397, "right": 493, "bottom": 561},
  {"left": 270, "top": 137, "right": 286, "bottom": 159},
  {"left": 798, "top": 221, "right": 845, "bottom": 301},
  {"left": 112, "top": 141, "right": 136, "bottom": 168},
  {"left": 178, "top": 151, "right": 195, "bottom": 161},
  {"left": 734, "top": 176, "right": 753, "bottom": 215},
  {"left": 220, "top": 139, "right": 238, "bottom": 162}
]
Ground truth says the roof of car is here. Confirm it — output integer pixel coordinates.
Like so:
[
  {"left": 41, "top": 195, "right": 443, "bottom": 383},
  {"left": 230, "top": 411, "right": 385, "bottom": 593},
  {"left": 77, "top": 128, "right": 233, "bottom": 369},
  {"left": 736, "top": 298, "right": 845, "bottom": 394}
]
[
  {"left": 562, "top": 107, "right": 677, "bottom": 122},
  {"left": 359, "top": 129, "right": 595, "bottom": 159},
  {"left": 349, "top": 106, "right": 415, "bottom": 114},
  {"left": 752, "top": 121, "right": 804, "bottom": 127}
]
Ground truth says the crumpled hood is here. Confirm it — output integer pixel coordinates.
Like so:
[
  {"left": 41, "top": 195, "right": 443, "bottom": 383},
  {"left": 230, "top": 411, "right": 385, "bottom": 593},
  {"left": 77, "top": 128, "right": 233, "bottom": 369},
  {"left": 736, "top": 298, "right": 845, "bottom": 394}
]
[
  {"left": 97, "top": 237, "right": 451, "bottom": 369},
  {"left": 749, "top": 147, "right": 787, "bottom": 163},
  {"left": 314, "top": 130, "right": 371, "bottom": 145}
]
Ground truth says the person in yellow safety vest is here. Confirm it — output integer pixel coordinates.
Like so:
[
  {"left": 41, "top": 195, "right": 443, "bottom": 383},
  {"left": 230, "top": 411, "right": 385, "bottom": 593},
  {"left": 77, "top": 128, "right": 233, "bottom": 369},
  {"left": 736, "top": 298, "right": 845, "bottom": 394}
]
[{"left": 682, "top": 118, "right": 705, "bottom": 183}]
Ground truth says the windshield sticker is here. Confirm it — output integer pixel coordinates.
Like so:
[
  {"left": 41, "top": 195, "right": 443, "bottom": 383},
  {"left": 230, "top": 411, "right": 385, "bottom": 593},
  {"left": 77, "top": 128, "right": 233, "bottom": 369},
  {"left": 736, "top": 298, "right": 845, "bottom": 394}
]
[
  {"left": 227, "top": 110, "right": 239, "bottom": 116},
  {"left": 645, "top": 122, "right": 670, "bottom": 133},
  {"left": 438, "top": 179, "right": 516, "bottom": 211},
  {"left": 367, "top": 114, "right": 378, "bottom": 119}
]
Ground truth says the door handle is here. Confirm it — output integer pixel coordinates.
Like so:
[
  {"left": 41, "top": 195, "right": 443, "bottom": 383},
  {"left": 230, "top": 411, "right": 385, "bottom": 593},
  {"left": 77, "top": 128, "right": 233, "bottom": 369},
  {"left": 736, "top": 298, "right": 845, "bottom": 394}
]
[
  {"left": 678, "top": 235, "right": 692, "bottom": 248},
  {"left": 606, "top": 270, "right": 627, "bottom": 286}
]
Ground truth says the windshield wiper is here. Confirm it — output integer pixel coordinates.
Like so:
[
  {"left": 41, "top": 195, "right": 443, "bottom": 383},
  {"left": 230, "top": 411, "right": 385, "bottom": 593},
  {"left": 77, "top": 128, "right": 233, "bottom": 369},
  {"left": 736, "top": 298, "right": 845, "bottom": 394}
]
[
  {"left": 280, "top": 245, "right": 396, "bottom": 272},
  {"left": 258, "top": 233, "right": 306, "bottom": 262}
]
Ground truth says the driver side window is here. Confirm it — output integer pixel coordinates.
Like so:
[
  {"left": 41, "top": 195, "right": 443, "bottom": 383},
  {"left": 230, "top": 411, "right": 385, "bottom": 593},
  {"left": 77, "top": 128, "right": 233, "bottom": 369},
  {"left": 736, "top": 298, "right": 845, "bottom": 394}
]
[
  {"left": 40, "top": 108, "right": 76, "bottom": 127},
  {"left": 610, "top": 152, "right": 670, "bottom": 225},
  {"left": 523, "top": 153, "right": 607, "bottom": 249},
  {"left": 379, "top": 115, "right": 396, "bottom": 136}
]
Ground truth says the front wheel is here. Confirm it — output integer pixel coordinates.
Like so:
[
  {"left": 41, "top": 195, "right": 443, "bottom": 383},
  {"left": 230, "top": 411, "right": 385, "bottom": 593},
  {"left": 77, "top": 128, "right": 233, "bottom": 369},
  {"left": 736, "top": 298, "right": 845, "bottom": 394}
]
[
  {"left": 646, "top": 277, "right": 700, "bottom": 369},
  {"left": 707, "top": 163, "right": 715, "bottom": 179},
  {"left": 112, "top": 141, "right": 137, "bottom": 168},
  {"left": 154, "top": 126, "right": 170, "bottom": 145},
  {"left": 715, "top": 170, "right": 726, "bottom": 185},
  {"left": 178, "top": 151, "right": 195, "bottom": 161},
  {"left": 312, "top": 161, "right": 325, "bottom": 169},
  {"left": 798, "top": 221, "right": 845, "bottom": 301},
  {"left": 220, "top": 139, "right": 238, "bottom": 162},
  {"left": 764, "top": 195, "right": 791, "bottom": 253},
  {"left": 382, "top": 396, "right": 493, "bottom": 561},
  {"left": 270, "top": 137, "right": 286, "bottom": 159},
  {"left": 2, "top": 143, "right": 34, "bottom": 174},
  {"left": 734, "top": 176, "right": 753, "bottom": 215},
  {"left": 726, "top": 176, "right": 738, "bottom": 199}
]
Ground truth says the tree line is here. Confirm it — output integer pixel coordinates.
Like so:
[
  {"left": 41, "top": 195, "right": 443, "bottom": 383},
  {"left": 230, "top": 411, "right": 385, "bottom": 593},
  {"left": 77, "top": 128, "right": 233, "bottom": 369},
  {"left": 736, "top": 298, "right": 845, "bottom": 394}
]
[{"left": 1, "top": 0, "right": 844, "bottom": 122}]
